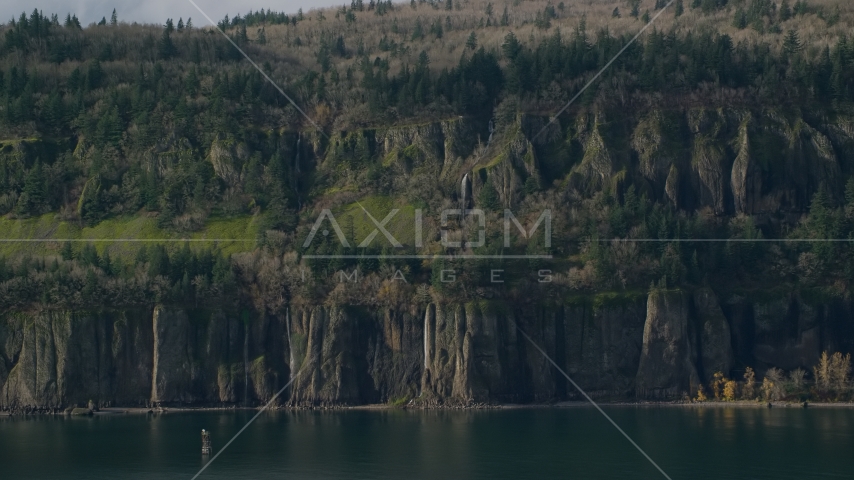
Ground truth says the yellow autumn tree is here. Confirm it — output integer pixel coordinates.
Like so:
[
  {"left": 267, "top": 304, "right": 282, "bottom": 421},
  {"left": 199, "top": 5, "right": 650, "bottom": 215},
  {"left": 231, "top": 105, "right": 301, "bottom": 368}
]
[
  {"left": 711, "top": 372, "right": 726, "bottom": 400},
  {"left": 761, "top": 377, "right": 775, "bottom": 401},
  {"left": 742, "top": 367, "right": 756, "bottom": 400},
  {"left": 695, "top": 384, "right": 708, "bottom": 402},
  {"left": 814, "top": 351, "right": 832, "bottom": 393},
  {"left": 814, "top": 351, "right": 851, "bottom": 398},
  {"left": 723, "top": 380, "right": 738, "bottom": 401},
  {"left": 830, "top": 352, "right": 851, "bottom": 394}
]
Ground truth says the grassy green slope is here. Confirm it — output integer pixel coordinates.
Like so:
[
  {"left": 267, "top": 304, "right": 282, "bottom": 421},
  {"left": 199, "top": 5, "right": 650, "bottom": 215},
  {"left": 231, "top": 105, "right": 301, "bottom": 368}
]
[
  {"left": 0, "top": 214, "right": 261, "bottom": 258},
  {"left": 332, "top": 195, "right": 418, "bottom": 248}
]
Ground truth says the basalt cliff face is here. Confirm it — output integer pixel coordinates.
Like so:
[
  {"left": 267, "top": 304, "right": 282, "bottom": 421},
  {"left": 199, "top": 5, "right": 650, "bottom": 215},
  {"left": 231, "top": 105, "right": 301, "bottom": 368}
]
[
  {"left": 2, "top": 288, "right": 852, "bottom": 409},
  {"left": 309, "top": 108, "right": 854, "bottom": 221}
]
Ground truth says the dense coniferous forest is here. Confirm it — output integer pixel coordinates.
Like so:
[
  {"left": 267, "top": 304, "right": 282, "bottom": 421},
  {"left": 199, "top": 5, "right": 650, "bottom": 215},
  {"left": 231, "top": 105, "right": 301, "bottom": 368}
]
[{"left": 0, "top": 0, "right": 851, "bottom": 309}]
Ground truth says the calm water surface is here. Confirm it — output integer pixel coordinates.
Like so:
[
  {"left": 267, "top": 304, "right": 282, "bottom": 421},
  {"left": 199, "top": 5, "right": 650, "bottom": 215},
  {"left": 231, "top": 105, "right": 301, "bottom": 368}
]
[{"left": 1, "top": 407, "right": 852, "bottom": 479}]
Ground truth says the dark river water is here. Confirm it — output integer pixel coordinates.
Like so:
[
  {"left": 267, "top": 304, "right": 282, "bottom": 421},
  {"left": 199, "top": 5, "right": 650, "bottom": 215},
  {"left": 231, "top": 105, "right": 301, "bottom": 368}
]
[{"left": 1, "top": 406, "right": 852, "bottom": 479}]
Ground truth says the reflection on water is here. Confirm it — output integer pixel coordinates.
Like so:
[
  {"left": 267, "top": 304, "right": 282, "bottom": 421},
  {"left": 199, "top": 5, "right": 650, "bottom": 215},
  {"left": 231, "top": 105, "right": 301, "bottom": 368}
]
[{"left": 1, "top": 407, "right": 852, "bottom": 479}]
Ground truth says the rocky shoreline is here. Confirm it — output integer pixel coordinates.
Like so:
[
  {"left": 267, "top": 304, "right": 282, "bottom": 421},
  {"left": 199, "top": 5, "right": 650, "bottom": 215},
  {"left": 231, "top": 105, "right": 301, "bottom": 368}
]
[{"left": 3, "top": 400, "right": 854, "bottom": 417}]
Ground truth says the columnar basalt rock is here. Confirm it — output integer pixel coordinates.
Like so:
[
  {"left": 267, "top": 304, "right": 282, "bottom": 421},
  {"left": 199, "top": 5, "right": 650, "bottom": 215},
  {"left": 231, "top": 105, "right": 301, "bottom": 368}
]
[
  {"left": 694, "top": 287, "right": 735, "bottom": 383},
  {"left": 0, "top": 310, "right": 154, "bottom": 409},
  {"left": 0, "top": 292, "right": 851, "bottom": 409},
  {"left": 563, "top": 299, "right": 647, "bottom": 398},
  {"left": 289, "top": 306, "right": 363, "bottom": 405},
  {"left": 636, "top": 290, "right": 699, "bottom": 399},
  {"left": 151, "top": 306, "right": 192, "bottom": 404}
]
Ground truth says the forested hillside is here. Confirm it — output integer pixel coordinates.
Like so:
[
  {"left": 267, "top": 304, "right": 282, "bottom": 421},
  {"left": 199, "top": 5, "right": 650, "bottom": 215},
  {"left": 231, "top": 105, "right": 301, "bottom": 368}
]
[
  {"left": 1, "top": 0, "right": 854, "bottom": 407},
  {"left": 0, "top": 0, "right": 853, "bottom": 302}
]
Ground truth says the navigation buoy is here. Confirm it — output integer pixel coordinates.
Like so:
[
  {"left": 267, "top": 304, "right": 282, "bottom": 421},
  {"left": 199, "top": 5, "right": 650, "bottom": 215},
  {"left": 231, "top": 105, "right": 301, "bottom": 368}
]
[{"left": 201, "top": 429, "right": 212, "bottom": 455}]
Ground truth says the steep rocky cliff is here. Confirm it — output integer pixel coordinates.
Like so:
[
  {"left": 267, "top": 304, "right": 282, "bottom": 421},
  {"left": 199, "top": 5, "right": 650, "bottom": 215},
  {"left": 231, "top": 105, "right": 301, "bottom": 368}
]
[
  {"left": 302, "top": 106, "right": 854, "bottom": 220},
  {"left": 635, "top": 290, "right": 699, "bottom": 398},
  {"left": 2, "top": 288, "right": 851, "bottom": 408},
  {"left": 0, "top": 310, "right": 153, "bottom": 408}
]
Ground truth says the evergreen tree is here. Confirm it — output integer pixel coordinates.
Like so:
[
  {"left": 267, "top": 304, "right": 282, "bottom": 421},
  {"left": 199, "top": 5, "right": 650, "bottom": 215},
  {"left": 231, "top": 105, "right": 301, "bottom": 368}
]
[
  {"left": 110, "top": 9, "right": 117, "bottom": 26},
  {"left": 87, "top": 59, "right": 103, "bottom": 91},
  {"left": 260, "top": 150, "right": 296, "bottom": 232},
  {"left": 158, "top": 29, "right": 176, "bottom": 59},
  {"left": 732, "top": 8, "right": 748, "bottom": 29},
  {"left": 430, "top": 20, "right": 444, "bottom": 38},
  {"left": 64, "top": 14, "right": 82, "bottom": 29},
  {"left": 97, "top": 106, "right": 123, "bottom": 147},
  {"left": 317, "top": 38, "right": 332, "bottom": 72},
  {"left": 60, "top": 242, "right": 74, "bottom": 261},
  {"left": 135, "top": 245, "right": 148, "bottom": 265},
  {"left": 190, "top": 39, "right": 201, "bottom": 63},
  {"left": 99, "top": 250, "right": 113, "bottom": 275},
  {"left": 466, "top": 32, "right": 477, "bottom": 50},
  {"left": 411, "top": 19, "right": 423, "bottom": 40},
  {"left": 675, "top": 0, "right": 684, "bottom": 17},
  {"left": 779, "top": 0, "right": 791, "bottom": 21},
  {"left": 844, "top": 177, "right": 854, "bottom": 217},
  {"left": 79, "top": 176, "right": 104, "bottom": 225},
  {"left": 17, "top": 161, "right": 46, "bottom": 215},
  {"left": 783, "top": 29, "right": 801, "bottom": 55},
  {"left": 524, "top": 175, "right": 540, "bottom": 195},
  {"left": 79, "top": 243, "right": 99, "bottom": 266},
  {"left": 418, "top": 50, "right": 430, "bottom": 69},
  {"left": 238, "top": 22, "right": 248, "bottom": 44},
  {"left": 148, "top": 245, "right": 170, "bottom": 278},
  {"left": 478, "top": 181, "right": 500, "bottom": 210},
  {"left": 612, "top": 7, "right": 621, "bottom": 18},
  {"left": 502, "top": 32, "right": 521, "bottom": 60},
  {"left": 44, "top": 89, "right": 65, "bottom": 131},
  {"left": 334, "top": 35, "right": 345, "bottom": 55},
  {"left": 825, "top": 6, "right": 840, "bottom": 26},
  {"left": 809, "top": 186, "right": 832, "bottom": 233}
]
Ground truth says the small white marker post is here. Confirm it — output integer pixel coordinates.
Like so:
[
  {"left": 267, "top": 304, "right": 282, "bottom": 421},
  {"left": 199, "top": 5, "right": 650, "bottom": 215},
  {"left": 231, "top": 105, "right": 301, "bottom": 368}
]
[{"left": 201, "top": 429, "right": 212, "bottom": 455}]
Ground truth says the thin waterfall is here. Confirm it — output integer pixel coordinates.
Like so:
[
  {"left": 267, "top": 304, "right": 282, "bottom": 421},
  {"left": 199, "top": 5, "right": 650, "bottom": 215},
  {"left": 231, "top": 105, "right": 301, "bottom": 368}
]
[
  {"left": 243, "top": 327, "right": 249, "bottom": 407},
  {"left": 460, "top": 173, "right": 471, "bottom": 209},
  {"left": 294, "top": 134, "right": 302, "bottom": 210},
  {"left": 420, "top": 306, "right": 430, "bottom": 398},
  {"left": 460, "top": 173, "right": 471, "bottom": 253},
  {"left": 503, "top": 153, "right": 509, "bottom": 208},
  {"left": 423, "top": 308, "right": 429, "bottom": 371},
  {"left": 486, "top": 118, "right": 495, "bottom": 148},
  {"left": 286, "top": 307, "right": 295, "bottom": 383},
  {"left": 294, "top": 133, "right": 301, "bottom": 173}
]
